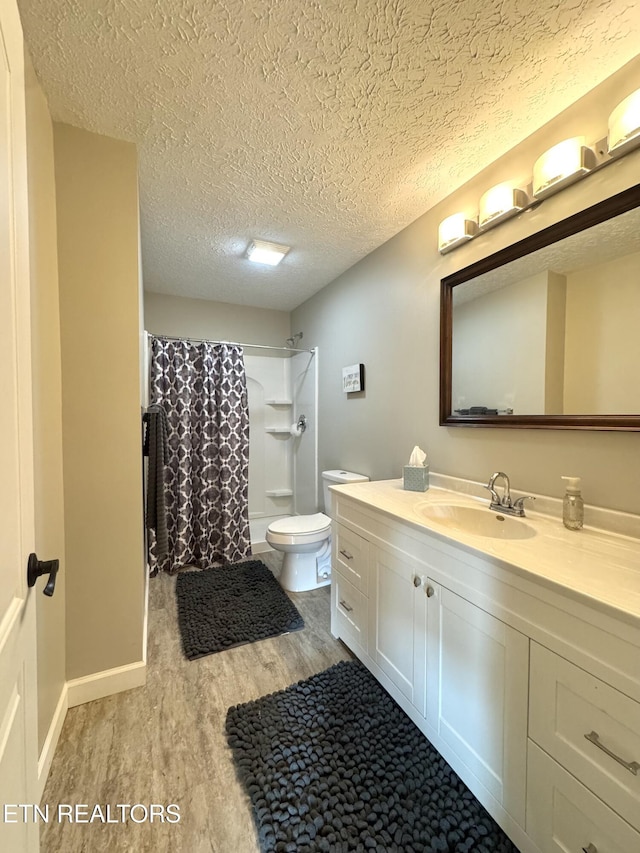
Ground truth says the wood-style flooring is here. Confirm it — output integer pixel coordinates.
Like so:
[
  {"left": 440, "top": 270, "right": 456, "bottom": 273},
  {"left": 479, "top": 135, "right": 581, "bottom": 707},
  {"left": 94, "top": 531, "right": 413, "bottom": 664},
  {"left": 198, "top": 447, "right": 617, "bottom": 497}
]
[{"left": 40, "top": 553, "right": 352, "bottom": 852}]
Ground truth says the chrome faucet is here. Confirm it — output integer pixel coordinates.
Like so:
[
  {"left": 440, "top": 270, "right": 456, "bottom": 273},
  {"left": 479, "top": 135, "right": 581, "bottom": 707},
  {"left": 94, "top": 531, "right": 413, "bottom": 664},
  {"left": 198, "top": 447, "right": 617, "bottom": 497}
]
[{"left": 485, "top": 471, "right": 535, "bottom": 517}]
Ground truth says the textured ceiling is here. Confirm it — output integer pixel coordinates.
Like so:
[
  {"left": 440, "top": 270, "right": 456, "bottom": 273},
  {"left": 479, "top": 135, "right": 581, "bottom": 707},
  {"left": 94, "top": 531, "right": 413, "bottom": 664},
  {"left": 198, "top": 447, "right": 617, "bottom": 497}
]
[
  {"left": 453, "top": 206, "right": 640, "bottom": 305},
  {"left": 18, "top": 0, "right": 640, "bottom": 311}
]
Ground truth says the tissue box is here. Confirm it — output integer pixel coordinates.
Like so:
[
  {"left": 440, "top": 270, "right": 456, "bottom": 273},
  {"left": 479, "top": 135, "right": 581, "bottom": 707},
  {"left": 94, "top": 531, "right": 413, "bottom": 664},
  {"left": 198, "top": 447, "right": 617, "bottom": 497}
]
[{"left": 403, "top": 465, "right": 429, "bottom": 492}]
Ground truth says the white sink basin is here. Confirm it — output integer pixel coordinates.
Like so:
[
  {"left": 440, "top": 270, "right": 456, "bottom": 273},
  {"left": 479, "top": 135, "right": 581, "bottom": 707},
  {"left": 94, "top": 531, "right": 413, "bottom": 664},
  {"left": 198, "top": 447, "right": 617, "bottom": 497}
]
[{"left": 417, "top": 503, "right": 537, "bottom": 540}]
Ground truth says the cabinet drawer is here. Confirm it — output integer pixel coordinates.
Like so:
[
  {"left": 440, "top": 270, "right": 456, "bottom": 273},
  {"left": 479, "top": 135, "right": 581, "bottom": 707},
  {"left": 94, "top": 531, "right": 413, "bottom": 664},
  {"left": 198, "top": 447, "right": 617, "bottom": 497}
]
[
  {"left": 527, "top": 740, "right": 640, "bottom": 853},
  {"left": 334, "top": 571, "right": 368, "bottom": 655},
  {"left": 530, "top": 642, "right": 640, "bottom": 831},
  {"left": 333, "top": 525, "right": 369, "bottom": 596}
]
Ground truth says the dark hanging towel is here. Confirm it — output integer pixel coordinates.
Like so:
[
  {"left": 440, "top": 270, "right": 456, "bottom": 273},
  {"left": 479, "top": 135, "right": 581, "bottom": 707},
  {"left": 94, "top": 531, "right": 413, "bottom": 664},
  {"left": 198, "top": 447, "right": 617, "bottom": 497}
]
[{"left": 143, "top": 404, "right": 170, "bottom": 560}]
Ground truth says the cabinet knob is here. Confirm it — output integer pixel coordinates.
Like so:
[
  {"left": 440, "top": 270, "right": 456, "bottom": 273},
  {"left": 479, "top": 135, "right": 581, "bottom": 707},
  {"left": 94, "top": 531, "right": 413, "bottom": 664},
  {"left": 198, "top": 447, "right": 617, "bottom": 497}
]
[
  {"left": 582, "top": 845, "right": 597, "bottom": 853},
  {"left": 426, "top": 585, "right": 435, "bottom": 597},
  {"left": 413, "top": 576, "right": 422, "bottom": 588}
]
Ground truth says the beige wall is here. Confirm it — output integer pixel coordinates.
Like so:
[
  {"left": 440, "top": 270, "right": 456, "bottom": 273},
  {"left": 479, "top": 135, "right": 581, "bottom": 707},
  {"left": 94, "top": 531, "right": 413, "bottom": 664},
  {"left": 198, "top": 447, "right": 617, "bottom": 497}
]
[
  {"left": 564, "top": 251, "right": 640, "bottom": 413},
  {"left": 292, "top": 57, "right": 640, "bottom": 515},
  {"left": 54, "top": 123, "right": 145, "bottom": 679},
  {"left": 144, "top": 291, "right": 291, "bottom": 347},
  {"left": 544, "top": 271, "right": 567, "bottom": 414},
  {"left": 453, "top": 273, "right": 550, "bottom": 414},
  {"left": 24, "top": 54, "right": 66, "bottom": 753},
  {"left": 453, "top": 271, "right": 567, "bottom": 414}
]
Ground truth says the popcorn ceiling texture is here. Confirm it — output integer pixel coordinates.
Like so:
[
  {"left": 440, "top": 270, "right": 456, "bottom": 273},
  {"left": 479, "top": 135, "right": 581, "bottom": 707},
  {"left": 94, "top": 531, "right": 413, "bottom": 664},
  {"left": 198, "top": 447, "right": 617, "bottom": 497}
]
[
  {"left": 453, "top": 206, "right": 640, "bottom": 305},
  {"left": 19, "top": 0, "right": 640, "bottom": 310}
]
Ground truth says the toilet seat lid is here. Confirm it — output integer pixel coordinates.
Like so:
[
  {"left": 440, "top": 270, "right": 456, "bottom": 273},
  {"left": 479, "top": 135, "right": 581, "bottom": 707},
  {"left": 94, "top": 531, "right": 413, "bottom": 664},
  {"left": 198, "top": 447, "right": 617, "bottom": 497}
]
[{"left": 268, "top": 513, "right": 331, "bottom": 535}]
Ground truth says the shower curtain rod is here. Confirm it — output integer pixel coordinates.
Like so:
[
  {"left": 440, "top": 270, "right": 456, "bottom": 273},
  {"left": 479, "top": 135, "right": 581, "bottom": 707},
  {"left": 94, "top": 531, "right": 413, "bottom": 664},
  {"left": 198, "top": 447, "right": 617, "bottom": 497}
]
[{"left": 147, "top": 332, "right": 314, "bottom": 354}]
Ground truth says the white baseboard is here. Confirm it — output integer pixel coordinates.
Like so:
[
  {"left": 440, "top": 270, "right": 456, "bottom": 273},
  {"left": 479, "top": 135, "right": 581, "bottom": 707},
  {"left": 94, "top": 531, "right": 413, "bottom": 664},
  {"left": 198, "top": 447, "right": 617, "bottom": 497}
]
[
  {"left": 36, "top": 660, "right": 147, "bottom": 799},
  {"left": 66, "top": 660, "right": 146, "bottom": 708},
  {"left": 37, "top": 683, "right": 69, "bottom": 801}
]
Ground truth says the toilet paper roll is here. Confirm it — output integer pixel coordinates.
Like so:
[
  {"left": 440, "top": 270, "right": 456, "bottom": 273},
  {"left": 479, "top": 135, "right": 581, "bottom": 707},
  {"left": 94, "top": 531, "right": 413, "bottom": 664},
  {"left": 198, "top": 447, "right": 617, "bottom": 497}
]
[{"left": 290, "top": 423, "right": 303, "bottom": 437}]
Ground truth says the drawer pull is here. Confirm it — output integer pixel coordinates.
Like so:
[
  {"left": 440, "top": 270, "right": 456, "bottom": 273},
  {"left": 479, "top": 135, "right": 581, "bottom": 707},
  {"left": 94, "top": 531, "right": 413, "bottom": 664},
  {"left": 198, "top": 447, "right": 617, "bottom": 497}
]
[
  {"left": 582, "top": 845, "right": 597, "bottom": 853},
  {"left": 339, "top": 549, "right": 353, "bottom": 560},
  {"left": 584, "top": 730, "right": 640, "bottom": 776},
  {"left": 339, "top": 599, "right": 353, "bottom": 612}
]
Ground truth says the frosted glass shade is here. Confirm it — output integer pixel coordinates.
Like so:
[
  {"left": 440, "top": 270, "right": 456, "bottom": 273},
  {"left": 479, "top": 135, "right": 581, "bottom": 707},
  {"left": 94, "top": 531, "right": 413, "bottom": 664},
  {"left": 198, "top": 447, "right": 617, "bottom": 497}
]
[
  {"left": 533, "top": 137, "right": 595, "bottom": 199},
  {"left": 246, "top": 239, "right": 290, "bottom": 265},
  {"left": 478, "top": 184, "right": 528, "bottom": 229},
  {"left": 608, "top": 89, "right": 640, "bottom": 156},
  {"left": 438, "top": 213, "right": 478, "bottom": 253}
]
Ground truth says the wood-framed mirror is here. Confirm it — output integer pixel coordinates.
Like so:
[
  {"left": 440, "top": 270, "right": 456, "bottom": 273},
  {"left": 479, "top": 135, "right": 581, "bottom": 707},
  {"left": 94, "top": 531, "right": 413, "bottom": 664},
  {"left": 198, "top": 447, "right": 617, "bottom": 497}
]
[{"left": 440, "top": 183, "right": 640, "bottom": 430}]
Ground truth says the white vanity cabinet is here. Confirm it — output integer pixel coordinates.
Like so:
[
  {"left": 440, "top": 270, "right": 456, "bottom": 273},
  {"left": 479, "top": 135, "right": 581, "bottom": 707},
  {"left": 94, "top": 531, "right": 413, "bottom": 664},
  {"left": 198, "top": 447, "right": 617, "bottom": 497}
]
[{"left": 330, "top": 482, "right": 640, "bottom": 853}]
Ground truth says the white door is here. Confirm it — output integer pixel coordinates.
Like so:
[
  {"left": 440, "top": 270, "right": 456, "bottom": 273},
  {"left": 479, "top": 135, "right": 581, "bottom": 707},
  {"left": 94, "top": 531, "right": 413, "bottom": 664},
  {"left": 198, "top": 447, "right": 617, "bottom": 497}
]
[{"left": 0, "top": 1, "right": 40, "bottom": 851}]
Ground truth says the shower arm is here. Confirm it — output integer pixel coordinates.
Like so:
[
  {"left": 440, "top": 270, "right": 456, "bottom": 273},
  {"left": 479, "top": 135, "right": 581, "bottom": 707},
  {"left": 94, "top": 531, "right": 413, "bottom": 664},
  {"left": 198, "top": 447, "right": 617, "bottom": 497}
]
[{"left": 286, "top": 332, "right": 304, "bottom": 348}]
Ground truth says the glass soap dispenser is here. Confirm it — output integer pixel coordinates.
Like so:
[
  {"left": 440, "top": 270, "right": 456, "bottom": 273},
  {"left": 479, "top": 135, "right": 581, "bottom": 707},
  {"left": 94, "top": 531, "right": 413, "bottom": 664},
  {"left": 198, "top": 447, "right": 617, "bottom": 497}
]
[{"left": 561, "top": 476, "right": 584, "bottom": 531}]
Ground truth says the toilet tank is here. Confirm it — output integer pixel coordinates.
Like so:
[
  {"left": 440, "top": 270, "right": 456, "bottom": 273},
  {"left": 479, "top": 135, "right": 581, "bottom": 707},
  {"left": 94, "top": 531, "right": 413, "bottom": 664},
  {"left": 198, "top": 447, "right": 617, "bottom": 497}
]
[{"left": 321, "top": 470, "right": 369, "bottom": 516}]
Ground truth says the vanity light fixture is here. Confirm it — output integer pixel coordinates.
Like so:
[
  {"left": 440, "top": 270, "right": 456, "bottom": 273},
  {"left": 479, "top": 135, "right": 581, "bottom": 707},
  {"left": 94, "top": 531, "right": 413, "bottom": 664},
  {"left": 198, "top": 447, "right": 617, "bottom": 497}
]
[
  {"left": 438, "top": 213, "right": 478, "bottom": 254},
  {"left": 532, "top": 137, "right": 596, "bottom": 199},
  {"left": 607, "top": 88, "right": 640, "bottom": 156},
  {"left": 438, "top": 99, "right": 640, "bottom": 255},
  {"left": 478, "top": 183, "right": 529, "bottom": 230},
  {"left": 246, "top": 239, "right": 290, "bottom": 266}
]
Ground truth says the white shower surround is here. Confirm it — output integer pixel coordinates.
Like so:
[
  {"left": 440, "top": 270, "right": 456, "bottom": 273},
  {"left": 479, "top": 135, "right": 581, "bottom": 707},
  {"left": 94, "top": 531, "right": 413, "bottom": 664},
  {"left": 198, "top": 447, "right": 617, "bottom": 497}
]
[
  {"left": 245, "top": 350, "right": 318, "bottom": 549},
  {"left": 291, "top": 350, "right": 319, "bottom": 517}
]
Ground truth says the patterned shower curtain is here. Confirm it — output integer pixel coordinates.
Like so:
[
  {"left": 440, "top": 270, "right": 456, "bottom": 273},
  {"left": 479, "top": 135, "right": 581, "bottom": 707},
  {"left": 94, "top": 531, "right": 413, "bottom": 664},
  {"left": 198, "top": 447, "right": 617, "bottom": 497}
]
[{"left": 148, "top": 336, "right": 251, "bottom": 574}]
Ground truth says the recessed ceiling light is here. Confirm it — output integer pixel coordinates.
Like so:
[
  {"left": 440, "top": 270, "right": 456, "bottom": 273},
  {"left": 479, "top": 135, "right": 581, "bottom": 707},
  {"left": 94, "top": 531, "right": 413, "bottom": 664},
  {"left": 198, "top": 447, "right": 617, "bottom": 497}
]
[{"left": 246, "top": 239, "right": 291, "bottom": 266}]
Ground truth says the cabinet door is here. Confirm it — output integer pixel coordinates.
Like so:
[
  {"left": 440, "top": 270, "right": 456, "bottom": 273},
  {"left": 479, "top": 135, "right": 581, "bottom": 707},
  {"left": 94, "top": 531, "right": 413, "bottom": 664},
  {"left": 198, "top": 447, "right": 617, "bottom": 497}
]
[
  {"left": 370, "top": 546, "right": 427, "bottom": 716},
  {"left": 427, "top": 583, "right": 528, "bottom": 825}
]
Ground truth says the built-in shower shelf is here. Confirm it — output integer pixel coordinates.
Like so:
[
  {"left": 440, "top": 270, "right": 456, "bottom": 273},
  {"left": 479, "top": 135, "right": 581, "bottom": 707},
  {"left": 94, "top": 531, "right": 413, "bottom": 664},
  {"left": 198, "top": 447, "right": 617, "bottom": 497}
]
[
  {"left": 265, "top": 489, "right": 293, "bottom": 497},
  {"left": 265, "top": 399, "right": 292, "bottom": 406},
  {"left": 265, "top": 428, "right": 291, "bottom": 435}
]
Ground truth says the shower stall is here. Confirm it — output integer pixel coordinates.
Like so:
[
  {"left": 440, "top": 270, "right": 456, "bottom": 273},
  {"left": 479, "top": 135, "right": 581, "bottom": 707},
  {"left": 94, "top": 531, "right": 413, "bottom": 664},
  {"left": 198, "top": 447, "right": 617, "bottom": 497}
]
[
  {"left": 143, "top": 332, "right": 318, "bottom": 556},
  {"left": 245, "top": 345, "right": 318, "bottom": 551}
]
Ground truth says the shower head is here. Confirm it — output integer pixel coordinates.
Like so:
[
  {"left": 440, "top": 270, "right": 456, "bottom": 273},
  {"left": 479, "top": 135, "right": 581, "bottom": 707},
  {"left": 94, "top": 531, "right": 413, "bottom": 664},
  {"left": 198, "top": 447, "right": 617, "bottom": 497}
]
[{"left": 286, "top": 332, "right": 304, "bottom": 348}]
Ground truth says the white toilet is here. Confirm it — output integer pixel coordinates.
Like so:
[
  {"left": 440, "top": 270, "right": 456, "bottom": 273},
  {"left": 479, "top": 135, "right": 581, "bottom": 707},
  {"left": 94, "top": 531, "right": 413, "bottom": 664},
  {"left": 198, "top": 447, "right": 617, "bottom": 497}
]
[{"left": 266, "top": 469, "right": 369, "bottom": 592}]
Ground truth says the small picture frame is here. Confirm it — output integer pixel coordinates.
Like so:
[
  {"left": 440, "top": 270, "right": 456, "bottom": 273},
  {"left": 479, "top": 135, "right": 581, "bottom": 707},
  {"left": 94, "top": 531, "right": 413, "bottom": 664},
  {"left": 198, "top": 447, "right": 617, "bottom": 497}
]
[{"left": 342, "top": 363, "right": 365, "bottom": 393}]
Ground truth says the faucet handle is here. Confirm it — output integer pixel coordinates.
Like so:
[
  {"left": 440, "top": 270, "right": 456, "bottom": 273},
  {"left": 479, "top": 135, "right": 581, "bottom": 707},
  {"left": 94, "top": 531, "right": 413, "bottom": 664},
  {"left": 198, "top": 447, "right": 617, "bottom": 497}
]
[
  {"left": 513, "top": 495, "right": 535, "bottom": 515},
  {"left": 483, "top": 482, "right": 500, "bottom": 505}
]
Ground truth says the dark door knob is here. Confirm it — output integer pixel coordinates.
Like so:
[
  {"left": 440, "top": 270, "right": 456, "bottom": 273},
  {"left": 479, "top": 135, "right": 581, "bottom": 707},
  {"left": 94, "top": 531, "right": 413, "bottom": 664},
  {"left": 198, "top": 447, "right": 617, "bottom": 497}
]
[{"left": 27, "top": 553, "right": 60, "bottom": 597}]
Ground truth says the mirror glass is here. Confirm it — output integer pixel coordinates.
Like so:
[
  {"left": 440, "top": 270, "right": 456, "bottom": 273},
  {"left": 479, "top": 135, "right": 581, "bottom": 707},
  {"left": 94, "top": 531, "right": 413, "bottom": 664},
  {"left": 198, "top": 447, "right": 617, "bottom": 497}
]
[{"left": 440, "top": 185, "right": 640, "bottom": 430}]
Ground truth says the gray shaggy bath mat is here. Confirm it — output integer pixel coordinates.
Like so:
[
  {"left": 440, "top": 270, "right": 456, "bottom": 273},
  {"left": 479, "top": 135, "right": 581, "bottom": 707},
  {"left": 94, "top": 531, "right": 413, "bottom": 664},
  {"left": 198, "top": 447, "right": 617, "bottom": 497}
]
[
  {"left": 176, "top": 560, "right": 304, "bottom": 660},
  {"left": 226, "top": 659, "right": 519, "bottom": 853}
]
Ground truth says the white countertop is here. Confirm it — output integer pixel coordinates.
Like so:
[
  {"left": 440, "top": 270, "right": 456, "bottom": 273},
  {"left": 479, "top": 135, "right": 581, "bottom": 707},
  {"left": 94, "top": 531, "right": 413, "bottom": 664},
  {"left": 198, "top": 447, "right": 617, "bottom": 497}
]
[{"left": 331, "top": 478, "right": 640, "bottom": 626}]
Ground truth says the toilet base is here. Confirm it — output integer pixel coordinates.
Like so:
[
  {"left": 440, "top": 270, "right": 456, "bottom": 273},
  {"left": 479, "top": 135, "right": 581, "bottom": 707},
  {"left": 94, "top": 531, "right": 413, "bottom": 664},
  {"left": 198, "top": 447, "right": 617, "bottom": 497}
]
[{"left": 279, "top": 549, "right": 331, "bottom": 593}]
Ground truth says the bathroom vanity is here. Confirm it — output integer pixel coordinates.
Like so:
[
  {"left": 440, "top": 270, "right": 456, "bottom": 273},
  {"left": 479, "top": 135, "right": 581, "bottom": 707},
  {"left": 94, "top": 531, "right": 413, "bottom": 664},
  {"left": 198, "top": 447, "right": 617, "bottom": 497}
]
[{"left": 329, "top": 477, "right": 640, "bottom": 853}]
